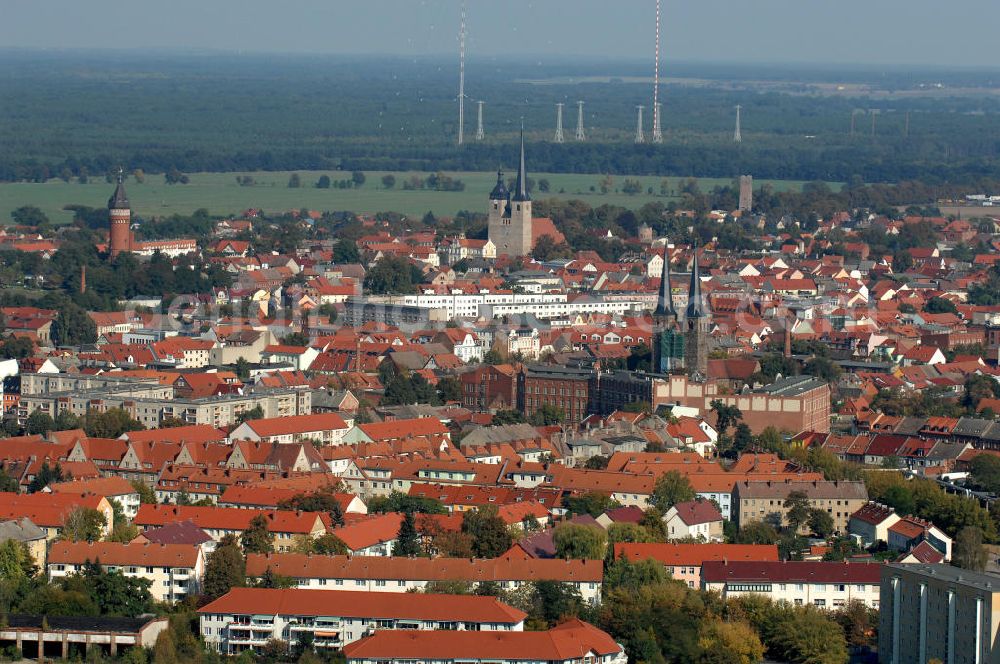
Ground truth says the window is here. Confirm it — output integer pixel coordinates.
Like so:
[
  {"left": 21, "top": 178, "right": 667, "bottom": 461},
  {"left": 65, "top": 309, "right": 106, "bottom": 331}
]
[{"left": 814, "top": 599, "right": 826, "bottom": 607}]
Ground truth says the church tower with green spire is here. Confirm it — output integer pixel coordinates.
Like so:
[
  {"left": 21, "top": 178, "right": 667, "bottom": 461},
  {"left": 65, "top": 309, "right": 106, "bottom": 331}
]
[
  {"left": 653, "top": 247, "right": 684, "bottom": 373},
  {"left": 684, "top": 248, "right": 711, "bottom": 378}
]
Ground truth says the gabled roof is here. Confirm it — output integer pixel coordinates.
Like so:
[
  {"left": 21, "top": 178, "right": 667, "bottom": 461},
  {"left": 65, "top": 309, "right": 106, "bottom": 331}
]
[
  {"left": 615, "top": 542, "right": 778, "bottom": 567},
  {"left": 198, "top": 587, "right": 526, "bottom": 623},
  {"left": 237, "top": 413, "right": 349, "bottom": 438},
  {"left": 669, "top": 499, "right": 723, "bottom": 526},
  {"left": 702, "top": 560, "right": 882, "bottom": 584},
  {"left": 49, "top": 541, "right": 199, "bottom": 568},
  {"left": 341, "top": 619, "right": 620, "bottom": 661}
]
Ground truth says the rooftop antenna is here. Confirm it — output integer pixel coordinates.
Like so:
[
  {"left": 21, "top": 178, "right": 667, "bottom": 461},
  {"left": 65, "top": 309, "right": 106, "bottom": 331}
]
[
  {"left": 575, "top": 101, "right": 586, "bottom": 141},
  {"left": 476, "top": 100, "right": 485, "bottom": 140},
  {"left": 651, "top": 0, "right": 663, "bottom": 143},
  {"left": 457, "top": 0, "right": 467, "bottom": 145},
  {"left": 635, "top": 105, "right": 645, "bottom": 144},
  {"left": 734, "top": 104, "right": 742, "bottom": 144},
  {"left": 554, "top": 103, "right": 565, "bottom": 143}
]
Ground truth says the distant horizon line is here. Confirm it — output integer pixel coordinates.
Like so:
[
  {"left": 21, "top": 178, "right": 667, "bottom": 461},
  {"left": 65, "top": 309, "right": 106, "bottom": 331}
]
[{"left": 1, "top": 46, "right": 998, "bottom": 73}]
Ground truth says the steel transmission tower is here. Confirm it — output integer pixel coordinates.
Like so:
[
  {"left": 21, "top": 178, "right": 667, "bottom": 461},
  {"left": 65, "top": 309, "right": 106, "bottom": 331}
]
[
  {"left": 651, "top": 0, "right": 663, "bottom": 143},
  {"left": 635, "top": 105, "right": 645, "bottom": 144},
  {"left": 476, "top": 101, "right": 485, "bottom": 140},
  {"left": 457, "top": 0, "right": 467, "bottom": 145},
  {"left": 554, "top": 103, "right": 565, "bottom": 143},
  {"left": 575, "top": 101, "right": 586, "bottom": 141},
  {"left": 734, "top": 104, "right": 742, "bottom": 143}
]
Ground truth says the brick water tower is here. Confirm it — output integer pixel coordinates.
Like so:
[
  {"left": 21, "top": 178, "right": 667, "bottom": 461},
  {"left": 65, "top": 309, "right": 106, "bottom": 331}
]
[{"left": 108, "top": 169, "right": 132, "bottom": 258}]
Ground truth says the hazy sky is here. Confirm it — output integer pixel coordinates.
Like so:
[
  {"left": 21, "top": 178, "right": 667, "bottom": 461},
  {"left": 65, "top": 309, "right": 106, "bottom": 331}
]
[{"left": 3, "top": 0, "right": 996, "bottom": 67}]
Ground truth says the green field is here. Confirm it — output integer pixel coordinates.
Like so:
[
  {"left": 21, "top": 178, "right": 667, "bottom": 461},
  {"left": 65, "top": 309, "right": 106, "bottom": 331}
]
[{"left": 0, "top": 171, "right": 818, "bottom": 225}]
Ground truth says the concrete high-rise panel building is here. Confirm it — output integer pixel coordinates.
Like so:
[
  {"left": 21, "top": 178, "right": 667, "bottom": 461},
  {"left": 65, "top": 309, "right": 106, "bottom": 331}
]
[{"left": 738, "top": 175, "right": 753, "bottom": 213}]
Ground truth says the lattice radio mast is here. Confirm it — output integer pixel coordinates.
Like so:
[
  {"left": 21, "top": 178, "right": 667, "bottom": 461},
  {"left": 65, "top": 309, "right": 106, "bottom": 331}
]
[
  {"left": 457, "top": 0, "right": 467, "bottom": 145},
  {"left": 651, "top": 0, "right": 663, "bottom": 143},
  {"left": 554, "top": 103, "right": 565, "bottom": 143},
  {"left": 476, "top": 101, "right": 485, "bottom": 140},
  {"left": 575, "top": 101, "right": 586, "bottom": 141},
  {"left": 734, "top": 104, "right": 742, "bottom": 143},
  {"left": 635, "top": 105, "right": 645, "bottom": 144}
]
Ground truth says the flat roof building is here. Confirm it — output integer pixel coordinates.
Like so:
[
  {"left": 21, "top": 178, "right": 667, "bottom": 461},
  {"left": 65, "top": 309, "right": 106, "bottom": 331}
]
[{"left": 880, "top": 563, "right": 1000, "bottom": 664}]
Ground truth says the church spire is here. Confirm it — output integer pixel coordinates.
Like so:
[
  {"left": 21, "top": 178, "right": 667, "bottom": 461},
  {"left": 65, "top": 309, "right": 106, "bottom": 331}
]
[
  {"left": 511, "top": 127, "right": 530, "bottom": 203},
  {"left": 108, "top": 167, "right": 129, "bottom": 210},
  {"left": 655, "top": 247, "right": 676, "bottom": 318},
  {"left": 685, "top": 247, "right": 706, "bottom": 319}
]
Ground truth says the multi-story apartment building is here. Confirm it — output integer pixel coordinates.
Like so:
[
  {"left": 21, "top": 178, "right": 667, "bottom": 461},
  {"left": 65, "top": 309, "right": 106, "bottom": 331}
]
[
  {"left": 245, "top": 554, "right": 604, "bottom": 604},
  {"left": 732, "top": 479, "right": 868, "bottom": 533},
  {"left": 518, "top": 364, "right": 595, "bottom": 425},
  {"left": 615, "top": 543, "right": 779, "bottom": 589},
  {"left": 459, "top": 363, "right": 518, "bottom": 412},
  {"left": 47, "top": 541, "right": 204, "bottom": 602},
  {"left": 652, "top": 374, "right": 832, "bottom": 434},
  {"left": 199, "top": 587, "right": 526, "bottom": 656},
  {"left": 879, "top": 563, "right": 1000, "bottom": 664},
  {"left": 343, "top": 619, "right": 627, "bottom": 664},
  {"left": 228, "top": 413, "right": 350, "bottom": 446},
  {"left": 701, "top": 561, "right": 882, "bottom": 609},
  {"left": 134, "top": 505, "right": 328, "bottom": 551}
]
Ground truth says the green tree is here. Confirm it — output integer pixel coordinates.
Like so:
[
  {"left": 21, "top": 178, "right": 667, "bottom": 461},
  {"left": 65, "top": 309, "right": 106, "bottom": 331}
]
[
  {"left": 603, "top": 556, "right": 668, "bottom": 591},
  {"left": 784, "top": 491, "right": 811, "bottom": 532},
  {"left": 552, "top": 523, "right": 606, "bottom": 560},
  {"left": 61, "top": 507, "right": 106, "bottom": 542},
  {"left": 310, "top": 533, "right": 349, "bottom": 555},
  {"left": 395, "top": 511, "right": 422, "bottom": 557},
  {"left": 130, "top": 480, "right": 157, "bottom": 504},
  {"left": 482, "top": 349, "right": 505, "bottom": 365},
  {"left": 925, "top": 296, "right": 958, "bottom": 314},
  {"left": 27, "top": 460, "right": 66, "bottom": 492},
  {"left": 710, "top": 400, "right": 743, "bottom": 435},
  {"left": 0, "top": 469, "right": 19, "bottom": 493},
  {"left": 234, "top": 356, "right": 251, "bottom": 382},
  {"left": 84, "top": 407, "right": 144, "bottom": 438},
  {"left": 51, "top": 301, "right": 97, "bottom": 346},
  {"left": 10, "top": 205, "right": 49, "bottom": 229},
  {"left": 697, "top": 618, "right": 765, "bottom": 664},
  {"left": 462, "top": 505, "right": 512, "bottom": 558},
  {"left": 351, "top": 171, "right": 367, "bottom": 187},
  {"left": 316, "top": 175, "right": 331, "bottom": 189},
  {"left": 769, "top": 607, "right": 849, "bottom": 664},
  {"left": 53, "top": 409, "right": 81, "bottom": 431},
  {"left": 236, "top": 404, "right": 265, "bottom": 424},
  {"left": 954, "top": 526, "right": 988, "bottom": 571},
  {"left": 203, "top": 534, "right": 246, "bottom": 600},
  {"left": 287, "top": 173, "right": 301, "bottom": 188},
  {"left": 652, "top": 470, "right": 696, "bottom": 513},
  {"left": 562, "top": 491, "right": 619, "bottom": 517},
  {"left": 366, "top": 491, "right": 447, "bottom": 515},
  {"left": 733, "top": 520, "right": 779, "bottom": 545},
  {"left": 491, "top": 409, "right": 525, "bottom": 425},
  {"left": 807, "top": 508, "right": 835, "bottom": 538},
  {"left": 332, "top": 240, "right": 361, "bottom": 264},
  {"left": 529, "top": 403, "right": 565, "bottom": 426},
  {"left": 25, "top": 409, "right": 54, "bottom": 436},
  {"left": 241, "top": 514, "right": 274, "bottom": 554},
  {"left": 81, "top": 561, "right": 154, "bottom": 616},
  {"left": 381, "top": 174, "right": 396, "bottom": 189},
  {"left": 364, "top": 255, "right": 420, "bottom": 294}
]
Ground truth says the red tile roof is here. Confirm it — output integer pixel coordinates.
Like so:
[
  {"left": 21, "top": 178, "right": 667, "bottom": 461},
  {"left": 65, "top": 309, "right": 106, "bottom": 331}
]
[
  {"left": 198, "top": 587, "right": 526, "bottom": 624},
  {"left": 48, "top": 541, "right": 200, "bottom": 567},
  {"left": 669, "top": 499, "right": 723, "bottom": 526},
  {"left": 615, "top": 543, "right": 779, "bottom": 567},
  {"left": 701, "top": 560, "right": 882, "bottom": 584},
  {"left": 342, "top": 619, "right": 619, "bottom": 661},
  {"left": 246, "top": 553, "right": 603, "bottom": 583}
]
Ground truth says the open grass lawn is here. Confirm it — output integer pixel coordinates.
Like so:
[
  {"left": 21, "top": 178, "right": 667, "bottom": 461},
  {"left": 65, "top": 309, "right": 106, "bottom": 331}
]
[{"left": 0, "top": 170, "right": 819, "bottom": 225}]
